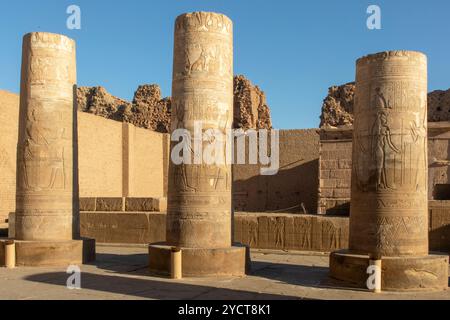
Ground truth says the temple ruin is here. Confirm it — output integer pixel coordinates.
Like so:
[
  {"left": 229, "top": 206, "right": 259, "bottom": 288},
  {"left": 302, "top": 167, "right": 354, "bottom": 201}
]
[{"left": 0, "top": 12, "right": 448, "bottom": 295}]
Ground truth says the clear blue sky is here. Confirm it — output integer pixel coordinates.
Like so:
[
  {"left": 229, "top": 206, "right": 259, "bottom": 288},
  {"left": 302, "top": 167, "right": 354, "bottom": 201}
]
[{"left": 0, "top": 0, "right": 449, "bottom": 129}]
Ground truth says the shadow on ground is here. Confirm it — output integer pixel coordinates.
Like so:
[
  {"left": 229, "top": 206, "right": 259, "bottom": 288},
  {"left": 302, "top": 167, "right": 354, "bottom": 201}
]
[
  {"left": 25, "top": 252, "right": 305, "bottom": 300},
  {"left": 25, "top": 271, "right": 302, "bottom": 300},
  {"left": 91, "top": 252, "right": 367, "bottom": 293},
  {"left": 250, "top": 260, "right": 369, "bottom": 292}
]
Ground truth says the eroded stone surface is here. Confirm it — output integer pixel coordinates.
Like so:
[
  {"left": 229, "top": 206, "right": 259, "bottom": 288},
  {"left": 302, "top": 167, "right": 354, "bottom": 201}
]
[
  {"left": 320, "top": 83, "right": 450, "bottom": 128},
  {"left": 320, "top": 82, "right": 355, "bottom": 128},
  {"left": 233, "top": 75, "right": 272, "bottom": 130},
  {"left": 77, "top": 75, "right": 271, "bottom": 133},
  {"left": 15, "top": 32, "right": 78, "bottom": 241},
  {"left": 350, "top": 51, "right": 429, "bottom": 257},
  {"left": 166, "top": 12, "right": 234, "bottom": 248}
]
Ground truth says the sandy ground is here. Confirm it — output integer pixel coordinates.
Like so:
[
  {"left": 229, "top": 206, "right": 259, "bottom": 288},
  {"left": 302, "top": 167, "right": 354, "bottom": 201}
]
[{"left": 0, "top": 244, "right": 448, "bottom": 300}]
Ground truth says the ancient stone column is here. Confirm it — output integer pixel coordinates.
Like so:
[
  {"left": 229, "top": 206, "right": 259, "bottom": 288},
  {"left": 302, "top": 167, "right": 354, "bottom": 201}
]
[
  {"left": 351, "top": 51, "right": 429, "bottom": 257},
  {"left": 167, "top": 11, "right": 234, "bottom": 248},
  {"left": 4, "top": 32, "right": 95, "bottom": 267},
  {"left": 330, "top": 51, "right": 448, "bottom": 291},
  {"left": 149, "top": 12, "right": 248, "bottom": 277}
]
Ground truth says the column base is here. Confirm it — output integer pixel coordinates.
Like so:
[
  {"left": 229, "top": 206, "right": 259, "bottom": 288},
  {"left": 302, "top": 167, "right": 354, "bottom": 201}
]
[
  {"left": 0, "top": 238, "right": 96, "bottom": 267},
  {"left": 148, "top": 242, "right": 250, "bottom": 277},
  {"left": 330, "top": 250, "right": 449, "bottom": 292}
]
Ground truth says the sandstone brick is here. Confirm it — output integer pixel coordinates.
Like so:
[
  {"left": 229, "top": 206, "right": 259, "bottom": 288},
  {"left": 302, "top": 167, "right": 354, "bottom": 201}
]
[
  {"left": 125, "top": 198, "right": 155, "bottom": 212},
  {"left": 96, "top": 198, "right": 124, "bottom": 212},
  {"left": 321, "top": 179, "right": 337, "bottom": 188},
  {"left": 336, "top": 179, "right": 351, "bottom": 188},
  {"left": 80, "top": 198, "right": 96, "bottom": 212},
  {"left": 333, "top": 189, "right": 351, "bottom": 198},
  {"left": 320, "top": 142, "right": 336, "bottom": 151},
  {"left": 330, "top": 169, "right": 351, "bottom": 179},
  {"left": 321, "top": 160, "right": 338, "bottom": 170},
  {"left": 80, "top": 211, "right": 166, "bottom": 244},
  {"left": 319, "top": 188, "right": 334, "bottom": 198},
  {"left": 320, "top": 170, "right": 330, "bottom": 179},
  {"left": 338, "top": 159, "right": 352, "bottom": 169}
]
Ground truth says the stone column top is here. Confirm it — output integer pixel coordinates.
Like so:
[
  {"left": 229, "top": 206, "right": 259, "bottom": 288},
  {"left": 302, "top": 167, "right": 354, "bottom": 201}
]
[
  {"left": 23, "top": 32, "right": 75, "bottom": 53},
  {"left": 356, "top": 50, "right": 427, "bottom": 66},
  {"left": 175, "top": 11, "right": 232, "bottom": 35}
]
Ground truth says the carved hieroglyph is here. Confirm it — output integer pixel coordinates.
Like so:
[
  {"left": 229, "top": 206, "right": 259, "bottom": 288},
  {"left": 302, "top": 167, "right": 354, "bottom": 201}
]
[
  {"left": 350, "top": 51, "right": 429, "bottom": 256},
  {"left": 166, "top": 12, "right": 234, "bottom": 248},
  {"left": 15, "top": 32, "right": 77, "bottom": 241}
]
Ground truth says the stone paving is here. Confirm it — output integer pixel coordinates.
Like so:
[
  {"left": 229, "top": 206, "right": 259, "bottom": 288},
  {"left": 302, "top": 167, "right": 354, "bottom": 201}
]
[{"left": 0, "top": 245, "right": 448, "bottom": 300}]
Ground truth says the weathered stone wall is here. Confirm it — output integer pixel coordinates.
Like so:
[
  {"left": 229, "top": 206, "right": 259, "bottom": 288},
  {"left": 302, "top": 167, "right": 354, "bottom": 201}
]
[
  {"left": 78, "top": 207, "right": 449, "bottom": 254},
  {"left": 429, "top": 201, "right": 450, "bottom": 253},
  {"left": 80, "top": 211, "right": 349, "bottom": 252},
  {"left": 122, "top": 124, "right": 168, "bottom": 198},
  {"left": 77, "top": 75, "right": 272, "bottom": 133},
  {"left": 0, "top": 90, "right": 19, "bottom": 224},
  {"left": 318, "top": 127, "right": 352, "bottom": 215},
  {"left": 319, "top": 83, "right": 355, "bottom": 128},
  {"left": 233, "top": 129, "right": 320, "bottom": 214},
  {"left": 78, "top": 112, "right": 123, "bottom": 197},
  {"left": 0, "top": 91, "right": 168, "bottom": 222},
  {"left": 318, "top": 122, "right": 450, "bottom": 215},
  {"left": 1, "top": 90, "right": 319, "bottom": 220},
  {"left": 428, "top": 122, "right": 450, "bottom": 201},
  {"left": 233, "top": 75, "right": 272, "bottom": 130}
]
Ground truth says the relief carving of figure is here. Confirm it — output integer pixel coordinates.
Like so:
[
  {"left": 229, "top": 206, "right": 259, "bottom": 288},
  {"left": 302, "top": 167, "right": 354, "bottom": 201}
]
[
  {"left": 322, "top": 221, "right": 339, "bottom": 250},
  {"left": 172, "top": 101, "right": 197, "bottom": 193},
  {"left": 23, "top": 108, "right": 65, "bottom": 191},
  {"left": 373, "top": 87, "right": 392, "bottom": 110},
  {"left": 371, "top": 110, "right": 400, "bottom": 190},
  {"left": 298, "top": 218, "right": 311, "bottom": 249}
]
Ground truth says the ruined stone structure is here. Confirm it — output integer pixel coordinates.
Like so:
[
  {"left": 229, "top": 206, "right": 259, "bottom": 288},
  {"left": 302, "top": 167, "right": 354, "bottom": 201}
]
[
  {"left": 148, "top": 12, "right": 248, "bottom": 277},
  {"left": 1, "top": 32, "right": 95, "bottom": 266},
  {"left": 320, "top": 83, "right": 355, "bottom": 128},
  {"left": 77, "top": 75, "right": 272, "bottom": 133},
  {"left": 320, "top": 83, "right": 450, "bottom": 128},
  {"left": 77, "top": 85, "right": 171, "bottom": 133},
  {"left": 233, "top": 75, "right": 272, "bottom": 130},
  {"left": 330, "top": 51, "right": 448, "bottom": 291}
]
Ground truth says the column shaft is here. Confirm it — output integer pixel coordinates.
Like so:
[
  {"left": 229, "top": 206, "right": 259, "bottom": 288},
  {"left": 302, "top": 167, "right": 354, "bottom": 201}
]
[
  {"left": 350, "top": 51, "right": 428, "bottom": 256},
  {"left": 167, "top": 12, "right": 234, "bottom": 248},
  {"left": 15, "top": 32, "right": 77, "bottom": 241}
]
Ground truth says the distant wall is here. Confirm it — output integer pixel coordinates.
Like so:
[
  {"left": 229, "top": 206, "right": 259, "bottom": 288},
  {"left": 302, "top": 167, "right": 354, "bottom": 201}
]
[
  {"left": 123, "top": 124, "right": 169, "bottom": 198},
  {"left": 318, "top": 128, "right": 352, "bottom": 215},
  {"left": 233, "top": 129, "right": 320, "bottom": 214},
  {"left": 317, "top": 123, "right": 450, "bottom": 215},
  {"left": 0, "top": 91, "right": 19, "bottom": 223},
  {"left": 0, "top": 91, "right": 168, "bottom": 222},
  {"left": 78, "top": 112, "right": 123, "bottom": 197}
]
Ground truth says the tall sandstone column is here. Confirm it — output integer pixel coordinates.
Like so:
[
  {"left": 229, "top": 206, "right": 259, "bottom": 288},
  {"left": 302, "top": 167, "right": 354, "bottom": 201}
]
[
  {"left": 5, "top": 32, "right": 95, "bottom": 267},
  {"left": 149, "top": 12, "right": 248, "bottom": 277},
  {"left": 330, "top": 51, "right": 448, "bottom": 291}
]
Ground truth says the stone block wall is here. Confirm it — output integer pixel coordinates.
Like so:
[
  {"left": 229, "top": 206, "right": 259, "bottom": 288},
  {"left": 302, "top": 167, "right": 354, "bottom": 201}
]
[
  {"left": 78, "top": 208, "right": 448, "bottom": 254},
  {"left": 317, "top": 122, "right": 450, "bottom": 215},
  {"left": 0, "top": 91, "right": 169, "bottom": 222},
  {"left": 0, "top": 91, "right": 19, "bottom": 224},
  {"left": 78, "top": 113, "right": 124, "bottom": 197},
  {"left": 428, "top": 122, "right": 450, "bottom": 200},
  {"left": 318, "top": 127, "right": 352, "bottom": 215},
  {"left": 234, "top": 213, "right": 349, "bottom": 252},
  {"left": 233, "top": 129, "right": 320, "bottom": 214},
  {"left": 429, "top": 201, "right": 450, "bottom": 253},
  {"left": 79, "top": 211, "right": 349, "bottom": 252}
]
